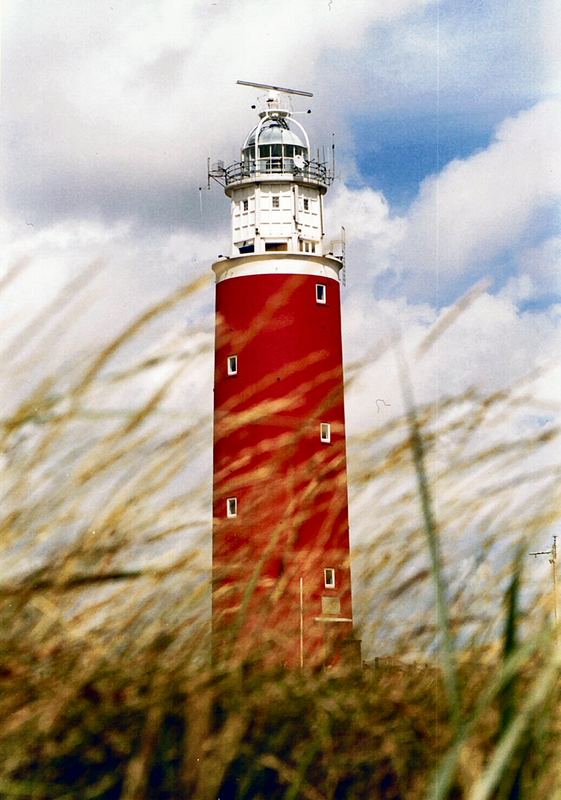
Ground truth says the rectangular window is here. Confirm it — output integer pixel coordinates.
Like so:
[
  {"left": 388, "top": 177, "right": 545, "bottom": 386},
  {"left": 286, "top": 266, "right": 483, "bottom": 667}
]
[
  {"left": 265, "top": 242, "right": 288, "bottom": 252},
  {"left": 324, "top": 568, "right": 336, "bottom": 589},
  {"left": 226, "top": 497, "right": 237, "bottom": 518},
  {"left": 303, "top": 198, "right": 309, "bottom": 210},
  {"left": 272, "top": 195, "right": 280, "bottom": 208},
  {"left": 320, "top": 422, "right": 331, "bottom": 443},
  {"left": 243, "top": 199, "right": 248, "bottom": 211},
  {"left": 227, "top": 355, "right": 238, "bottom": 375},
  {"left": 316, "top": 283, "right": 326, "bottom": 304}
]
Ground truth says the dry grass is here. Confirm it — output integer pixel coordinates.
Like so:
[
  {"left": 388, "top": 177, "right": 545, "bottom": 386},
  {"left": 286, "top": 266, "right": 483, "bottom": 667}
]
[{"left": 0, "top": 271, "right": 560, "bottom": 798}]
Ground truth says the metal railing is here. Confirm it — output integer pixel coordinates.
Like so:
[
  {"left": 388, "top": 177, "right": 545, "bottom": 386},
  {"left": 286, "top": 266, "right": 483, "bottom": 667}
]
[{"left": 224, "top": 158, "right": 331, "bottom": 186}]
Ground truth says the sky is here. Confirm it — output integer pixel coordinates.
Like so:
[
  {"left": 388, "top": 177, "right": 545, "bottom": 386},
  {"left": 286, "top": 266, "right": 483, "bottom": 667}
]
[{"left": 1, "top": 1, "right": 560, "bottom": 623}]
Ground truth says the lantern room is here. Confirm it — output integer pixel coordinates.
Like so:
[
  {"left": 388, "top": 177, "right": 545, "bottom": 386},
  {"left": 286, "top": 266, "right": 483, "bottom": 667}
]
[
  {"left": 241, "top": 116, "right": 309, "bottom": 175},
  {"left": 214, "top": 90, "right": 332, "bottom": 258}
]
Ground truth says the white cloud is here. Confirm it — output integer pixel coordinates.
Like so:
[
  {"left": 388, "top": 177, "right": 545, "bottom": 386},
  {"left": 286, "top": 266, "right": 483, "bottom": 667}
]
[
  {"left": 326, "top": 101, "right": 561, "bottom": 300},
  {"left": 343, "top": 288, "right": 561, "bottom": 435},
  {"left": 517, "top": 235, "right": 561, "bottom": 296},
  {"left": 325, "top": 185, "right": 405, "bottom": 283},
  {"left": 395, "top": 100, "right": 561, "bottom": 286},
  {"left": 1, "top": 0, "right": 437, "bottom": 224},
  {"left": 0, "top": 214, "right": 216, "bottom": 413}
]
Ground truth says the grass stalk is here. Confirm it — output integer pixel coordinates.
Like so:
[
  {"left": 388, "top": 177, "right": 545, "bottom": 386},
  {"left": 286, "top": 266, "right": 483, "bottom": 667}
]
[{"left": 396, "top": 342, "right": 461, "bottom": 730}]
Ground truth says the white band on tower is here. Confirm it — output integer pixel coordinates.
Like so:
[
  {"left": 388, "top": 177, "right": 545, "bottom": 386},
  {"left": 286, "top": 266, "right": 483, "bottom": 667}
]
[{"left": 212, "top": 253, "right": 343, "bottom": 283}]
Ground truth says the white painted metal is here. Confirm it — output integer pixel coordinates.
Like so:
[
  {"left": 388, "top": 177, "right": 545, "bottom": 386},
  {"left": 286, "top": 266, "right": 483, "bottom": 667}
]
[
  {"left": 212, "top": 253, "right": 343, "bottom": 283},
  {"left": 230, "top": 180, "right": 322, "bottom": 255},
  {"left": 236, "top": 79, "right": 313, "bottom": 97}
]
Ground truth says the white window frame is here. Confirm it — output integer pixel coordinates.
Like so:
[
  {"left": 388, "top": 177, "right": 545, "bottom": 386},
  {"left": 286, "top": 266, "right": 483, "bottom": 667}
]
[
  {"left": 320, "top": 422, "right": 331, "bottom": 443},
  {"left": 226, "top": 497, "right": 238, "bottom": 518},
  {"left": 227, "top": 355, "right": 238, "bottom": 376},
  {"left": 243, "top": 199, "right": 248, "bottom": 211},
  {"left": 324, "top": 568, "right": 336, "bottom": 589},
  {"left": 316, "top": 283, "right": 326, "bottom": 304},
  {"left": 303, "top": 198, "right": 309, "bottom": 211},
  {"left": 272, "top": 195, "right": 280, "bottom": 208}
]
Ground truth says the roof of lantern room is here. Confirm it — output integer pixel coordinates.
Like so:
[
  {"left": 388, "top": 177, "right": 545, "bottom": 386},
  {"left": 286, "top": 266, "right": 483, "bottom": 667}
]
[{"left": 243, "top": 117, "right": 308, "bottom": 151}]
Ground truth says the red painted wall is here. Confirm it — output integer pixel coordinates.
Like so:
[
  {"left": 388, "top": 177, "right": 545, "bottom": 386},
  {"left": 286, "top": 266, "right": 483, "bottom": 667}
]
[{"left": 212, "top": 271, "right": 355, "bottom": 668}]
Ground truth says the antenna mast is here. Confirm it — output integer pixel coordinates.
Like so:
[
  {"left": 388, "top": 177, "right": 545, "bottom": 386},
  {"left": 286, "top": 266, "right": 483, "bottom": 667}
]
[{"left": 530, "top": 535, "right": 558, "bottom": 626}]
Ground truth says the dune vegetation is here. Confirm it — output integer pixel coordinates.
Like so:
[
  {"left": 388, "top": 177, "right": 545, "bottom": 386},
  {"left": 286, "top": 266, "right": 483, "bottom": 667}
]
[{"left": 1, "top": 270, "right": 560, "bottom": 799}]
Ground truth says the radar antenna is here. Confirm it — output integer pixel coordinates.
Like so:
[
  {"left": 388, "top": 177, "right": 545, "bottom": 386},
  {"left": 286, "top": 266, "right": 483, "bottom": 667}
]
[{"left": 237, "top": 80, "right": 313, "bottom": 98}]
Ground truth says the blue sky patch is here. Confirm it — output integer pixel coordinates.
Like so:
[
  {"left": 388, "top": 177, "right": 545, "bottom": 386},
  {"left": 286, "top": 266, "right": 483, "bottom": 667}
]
[{"left": 350, "top": 104, "right": 533, "bottom": 209}]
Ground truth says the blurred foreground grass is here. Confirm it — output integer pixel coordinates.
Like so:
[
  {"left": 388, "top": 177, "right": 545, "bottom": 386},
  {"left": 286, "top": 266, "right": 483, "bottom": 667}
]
[{"left": 1, "top": 273, "right": 560, "bottom": 798}]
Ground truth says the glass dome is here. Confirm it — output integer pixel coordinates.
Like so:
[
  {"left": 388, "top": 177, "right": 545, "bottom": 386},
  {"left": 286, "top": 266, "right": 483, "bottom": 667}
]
[{"left": 242, "top": 118, "right": 308, "bottom": 163}]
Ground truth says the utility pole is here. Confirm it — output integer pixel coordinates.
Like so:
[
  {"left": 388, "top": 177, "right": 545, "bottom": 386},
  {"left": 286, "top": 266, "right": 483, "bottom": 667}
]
[
  {"left": 299, "top": 577, "right": 304, "bottom": 670},
  {"left": 530, "top": 535, "right": 558, "bottom": 626}
]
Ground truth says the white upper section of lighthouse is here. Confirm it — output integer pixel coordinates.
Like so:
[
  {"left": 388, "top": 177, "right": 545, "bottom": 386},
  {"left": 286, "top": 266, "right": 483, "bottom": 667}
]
[{"left": 212, "top": 84, "right": 335, "bottom": 262}]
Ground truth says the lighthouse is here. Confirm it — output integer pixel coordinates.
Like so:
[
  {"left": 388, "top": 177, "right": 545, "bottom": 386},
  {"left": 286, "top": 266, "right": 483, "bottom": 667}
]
[{"left": 211, "top": 82, "right": 359, "bottom": 669}]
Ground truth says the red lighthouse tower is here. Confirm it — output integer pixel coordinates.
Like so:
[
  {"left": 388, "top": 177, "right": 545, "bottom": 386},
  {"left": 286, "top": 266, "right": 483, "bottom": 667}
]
[{"left": 211, "top": 82, "right": 359, "bottom": 669}]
